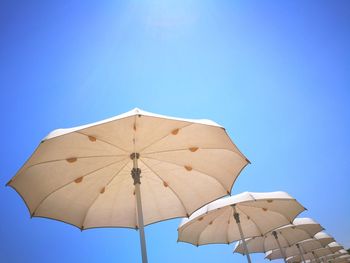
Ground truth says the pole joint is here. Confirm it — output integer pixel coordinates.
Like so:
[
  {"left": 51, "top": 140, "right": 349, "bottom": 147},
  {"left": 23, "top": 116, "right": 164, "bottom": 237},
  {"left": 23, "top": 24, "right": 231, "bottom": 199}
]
[
  {"left": 272, "top": 231, "right": 278, "bottom": 239},
  {"left": 130, "top": 153, "right": 140, "bottom": 160},
  {"left": 233, "top": 212, "right": 240, "bottom": 223},
  {"left": 131, "top": 168, "right": 141, "bottom": 185}
]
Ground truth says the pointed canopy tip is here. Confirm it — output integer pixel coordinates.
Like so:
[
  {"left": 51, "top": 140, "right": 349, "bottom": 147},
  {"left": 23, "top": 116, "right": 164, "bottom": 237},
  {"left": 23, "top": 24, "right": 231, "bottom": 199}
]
[
  {"left": 129, "top": 107, "right": 142, "bottom": 115},
  {"left": 5, "top": 179, "right": 12, "bottom": 187}
]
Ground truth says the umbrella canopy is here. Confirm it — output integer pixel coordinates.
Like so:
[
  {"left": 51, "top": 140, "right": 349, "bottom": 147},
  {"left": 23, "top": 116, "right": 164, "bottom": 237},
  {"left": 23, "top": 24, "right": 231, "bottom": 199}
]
[
  {"left": 178, "top": 191, "right": 305, "bottom": 263},
  {"left": 326, "top": 242, "right": 345, "bottom": 254},
  {"left": 7, "top": 108, "right": 249, "bottom": 263},
  {"left": 265, "top": 238, "right": 325, "bottom": 260},
  {"left": 333, "top": 255, "right": 350, "bottom": 263},
  {"left": 286, "top": 243, "right": 344, "bottom": 263},
  {"left": 312, "top": 232, "right": 336, "bottom": 246},
  {"left": 234, "top": 218, "right": 323, "bottom": 254},
  {"left": 178, "top": 191, "right": 304, "bottom": 245},
  {"left": 324, "top": 249, "right": 350, "bottom": 261}
]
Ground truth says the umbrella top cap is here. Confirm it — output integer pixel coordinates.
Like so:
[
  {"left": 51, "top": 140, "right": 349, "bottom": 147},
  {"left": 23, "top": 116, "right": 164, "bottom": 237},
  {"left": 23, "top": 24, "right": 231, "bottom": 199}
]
[{"left": 43, "top": 108, "right": 223, "bottom": 141}]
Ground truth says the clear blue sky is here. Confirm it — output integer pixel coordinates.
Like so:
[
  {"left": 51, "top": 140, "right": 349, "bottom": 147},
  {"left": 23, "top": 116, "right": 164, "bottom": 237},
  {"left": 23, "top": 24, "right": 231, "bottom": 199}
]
[{"left": 1, "top": 1, "right": 349, "bottom": 262}]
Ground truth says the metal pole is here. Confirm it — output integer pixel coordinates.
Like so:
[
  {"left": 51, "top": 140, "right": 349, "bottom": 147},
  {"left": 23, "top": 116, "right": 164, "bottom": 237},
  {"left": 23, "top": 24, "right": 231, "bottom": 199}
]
[
  {"left": 296, "top": 243, "right": 306, "bottom": 263},
  {"left": 232, "top": 205, "right": 252, "bottom": 263},
  {"left": 131, "top": 153, "right": 148, "bottom": 263},
  {"left": 272, "top": 231, "right": 287, "bottom": 263}
]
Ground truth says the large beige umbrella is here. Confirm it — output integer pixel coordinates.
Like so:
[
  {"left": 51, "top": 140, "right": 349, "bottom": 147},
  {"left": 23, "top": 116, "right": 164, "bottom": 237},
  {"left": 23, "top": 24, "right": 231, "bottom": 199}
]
[
  {"left": 178, "top": 191, "right": 305, "bottom": 263},
  {"left": 7, "top": 108, "right": 249, "bottom": 263},
  {"left": 234, "top": 217, "right": 324, "bottom": 263}
]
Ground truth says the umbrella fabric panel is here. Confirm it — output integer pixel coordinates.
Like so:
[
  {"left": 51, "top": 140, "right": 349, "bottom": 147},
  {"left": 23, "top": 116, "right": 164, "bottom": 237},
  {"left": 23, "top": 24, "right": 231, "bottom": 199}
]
[
  {"left": 142, "top": 148, "right": 246, "bottom": 194},
  {"left": 31, "top": 158, "right": 131, "bottom": 228},
  {"left": 10, "top": 155, "right": 128, "bottom": 214},
  {"left": 234, "top": 236, "right": 275, "bottom": 254},
  {"left": 140, "top": 158, "right": 228, "bottom": 218},
  {"left": 236, "top": 201, "right": 298, "bottom": 235}
]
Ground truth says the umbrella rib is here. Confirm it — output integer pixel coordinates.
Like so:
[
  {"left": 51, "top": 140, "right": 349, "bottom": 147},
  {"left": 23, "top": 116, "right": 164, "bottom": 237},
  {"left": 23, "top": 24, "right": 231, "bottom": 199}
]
[
  {"left": 141, "top": 156, "right": 228, "bottom": 193},
  {"left": 239, "top": 200, "right": 297, "bottom": 233},
  {"left": 226, "top": 208, "right": 233, "bottom": 244},
  {"left": 191, "top": 206, "right": 228, "bottom": 245},
  {"left": 236, "top": 206, "right": 264, "bottom": 236},
  {"left": 31, "top": 157, "right": 129, "bottom": 216},
  {"left": 263, "top": 234, "right": 271, "bottom": 253},
  {"left": 142, "top": 147, "right": 238, "bottom": 155},
  {"left": 81, "top": 160, "right": 131, "bottom": 228},
  {"left": 137, "top": 123, "right": 194, "bottom": 153},
  {"left": 24, "top": 154, "right": 127, "bottom": 171},
  {"left": 75, "top": 131, "right": 129, "bottom": 153},
  {"left": 139, "top": 159, "right": 189, "bottom": 216}
]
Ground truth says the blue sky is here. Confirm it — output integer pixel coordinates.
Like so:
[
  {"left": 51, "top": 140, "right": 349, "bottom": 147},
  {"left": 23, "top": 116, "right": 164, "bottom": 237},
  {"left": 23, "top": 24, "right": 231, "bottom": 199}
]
[{"left": 1, "top": 1, "right": 349, "bottom": 262}]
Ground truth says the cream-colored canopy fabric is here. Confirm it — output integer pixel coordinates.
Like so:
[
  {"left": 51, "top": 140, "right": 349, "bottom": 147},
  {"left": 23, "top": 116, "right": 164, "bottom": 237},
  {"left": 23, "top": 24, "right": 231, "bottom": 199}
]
[
  {"left": 234, "top": 218, "right": 323, "bottom": 254},
  {"left": 286, "top": 243, "right": 344, "bottom": 263},
  {"left": 324, "top": 249, "right": 350, "bottom": 261},
  {"left": 265, "top": 238, "right": 329, "bottom": 260},
  {"left": 177, "top": 191, "right": 305, "bottom": 246},
  {"left": 333, "top": 255, "right": 350, "bottom": 263},
  {"left": 326, "top": 242, "right": 345, "bottom": 254},
  {"left": 7, "top": 108, "right": 249, "bottom": 230},
  {"left": 313, "top": 232, "right": 336, "bottom": 246}
]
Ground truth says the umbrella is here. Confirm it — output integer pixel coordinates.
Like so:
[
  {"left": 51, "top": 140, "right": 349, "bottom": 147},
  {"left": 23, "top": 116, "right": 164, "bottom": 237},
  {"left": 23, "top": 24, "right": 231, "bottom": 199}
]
[
  {"left": 265, "top": 237, "right": 332, "bottom": 260},
  {"left": 178, "top": 191, "right": 305, "bottom": 263},
  {"left": 323, "top": 249, "right": 349, "bottom": 262},
  {"left": 286, "top": 242, "right": 343, "bottom": 263},
  {"left": 333, "top": 255, "right": 350, "bottom": 263},
  {"left": 234, "top": 218, "right": 324, "bottom": 262},
  {"left": 7, "top": 108, "right": 249, "bottom": 263}
]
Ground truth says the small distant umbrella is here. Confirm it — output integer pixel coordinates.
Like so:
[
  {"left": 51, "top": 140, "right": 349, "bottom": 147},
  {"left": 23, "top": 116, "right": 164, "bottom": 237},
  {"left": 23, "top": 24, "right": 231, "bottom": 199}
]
[
  {"left": 178, "top": 191, "right": 305, "bottom": 263},
  {"left": 7, "top": 108, "right": 249, "bottom": 263},
  {"left": 286, "top": 242, "right": 343, "bottom": 263},
  {"left": 234, "top": 218, "right": 323, "bottom": 263},
  {"left": 333, "top": 254, "right": 350, "bottom": 263},
  {"left": 265, "top": 238, "right": 328, "bottom": 260},
  {"left": 323, "top": 249, "right": 349, "bottom": 262},
  {"left": 313, "top": 232, "right": 336, "bottom": 246}
]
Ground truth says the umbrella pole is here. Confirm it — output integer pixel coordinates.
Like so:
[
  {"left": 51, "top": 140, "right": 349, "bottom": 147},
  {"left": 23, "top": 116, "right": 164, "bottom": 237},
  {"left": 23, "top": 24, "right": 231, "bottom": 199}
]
[
  {"left": 232, "top": 205, "right": 252, "bottom": 263},
  {"left": 296, "top": 244, "right": 306, "bottom": 263},
  {"left": 131, "top": 153, "right": 148, "bottom": 263},
  {"left": 272, "top": 231, "right": 287, "bottom": 263}
]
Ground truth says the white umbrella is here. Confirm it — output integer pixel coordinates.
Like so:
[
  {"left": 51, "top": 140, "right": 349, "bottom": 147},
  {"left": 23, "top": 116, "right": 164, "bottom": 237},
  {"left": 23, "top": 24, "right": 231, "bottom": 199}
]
[
  {"left": 333, "top": 255, "right": 350, "bottom": 263},
  {"left": 286, "top": 242, "right": 344, "bottom": 263},
  {"left": 323, "top": 249, "right": 349, "bottom": 262},
  {"left": 7, "top": 108, "right": 249, "bottom": 263},
  {"left": 178, "top": 191, "right": 305, "bottom": 263},
  {"left": 265, "top": 238, "right": 327, "bottom": 260},
  {"left": 313, "top": 232, "right": 336, "bottom": 246},
  {"left": 234, "top": 218, "right": 324, "bottom": 262}
]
